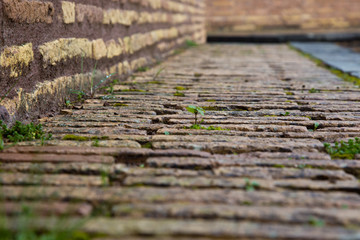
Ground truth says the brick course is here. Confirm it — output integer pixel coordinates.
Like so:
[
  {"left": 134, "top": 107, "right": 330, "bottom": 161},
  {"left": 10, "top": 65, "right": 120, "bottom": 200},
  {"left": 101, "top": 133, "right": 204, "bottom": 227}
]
[
  {"left": 0, "top": 0, "right": 206, "bottom": 122},
  {"left": 206, "top": 0, "right": 360, "bottom": 33}
]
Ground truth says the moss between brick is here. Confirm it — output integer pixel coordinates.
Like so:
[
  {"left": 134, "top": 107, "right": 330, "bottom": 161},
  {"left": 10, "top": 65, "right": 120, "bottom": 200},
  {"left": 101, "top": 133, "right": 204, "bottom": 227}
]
[
  {"left": 62, "top": 134, "right": 109, "bottom": 141},
  {"left": 113, "top": 103, "right": 128, "bottom": 107},
  {"left": 289, "top": 44, "right": 360, "bottom": 86}
]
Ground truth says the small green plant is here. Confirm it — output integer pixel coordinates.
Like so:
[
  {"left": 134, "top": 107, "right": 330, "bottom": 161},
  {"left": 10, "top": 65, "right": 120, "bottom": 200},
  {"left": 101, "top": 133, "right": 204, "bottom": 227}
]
[
  {"left": 186, "top": 105, "right": 205, "bottom": 125},
  {"left": 0, "top": 205, "right": 89, "bottom": 240},
  {"left": 280, "top": 112, "right": 291, "bottom": 116},
  {"left": 164, "top": 131, "right": 170, "bottom": 135},
  {"left": 309, "top": 122, "right": 320, "bottom": 132},
  {"left": 65, "top": 99, "right": 74, "bottom": 108},
  {"left": 137, "top": 66, "right": 150, "bottom": 72},
  {"left": 324, "top": 138, "right": 360, "bottom": 159},
  {"left": 103, "top": 79, "right": 119, "bottom": 95},
  {"left": 185, "top": 40, "right": 198, "bottom": 47},
  {"left": 309, "top": 88, "right": 321, "bottom": 93},
  {"left": 152, "top": 68, "right": 165, "bottom": 82},
  {"left": 0, "top": 135, "right": 4, "bottom": 151},
  {"left": 244, "top": 178, "right": 260, "bottom": 192},
  {"left": 314, "top": 122, "right": 320, "bottom": 131},
  {"left": 92, "top": 139, "right": 100, "bottom": 147},
  {"left": 70, "top": 90, "right": 86, "bottom": 102},
  {"left": 174, "top": 91, "right": 185, "bottom": 97},
  {"left": 308, "top": 217, "right": 325, "bottom": 227},
  {"left": 0, "top": 120, "right": 52, "bottom": 146}
]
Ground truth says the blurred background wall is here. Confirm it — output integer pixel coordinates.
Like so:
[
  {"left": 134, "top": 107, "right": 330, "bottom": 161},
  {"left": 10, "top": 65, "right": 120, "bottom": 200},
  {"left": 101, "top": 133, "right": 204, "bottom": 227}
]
[{"left": 206, "top": 0, "right": 360, "bottom": 34}]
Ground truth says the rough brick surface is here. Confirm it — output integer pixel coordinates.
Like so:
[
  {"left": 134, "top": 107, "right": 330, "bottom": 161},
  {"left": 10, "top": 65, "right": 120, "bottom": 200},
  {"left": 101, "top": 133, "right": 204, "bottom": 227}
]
[
  {"left": 1, "top": 44, "right": 360, "bottom": 238},
  {"left": 206, "top": 0, "right": 360, "bottom": 33},
  {"left": 0, "top": 0, "right": 206, "bottom": 122}
]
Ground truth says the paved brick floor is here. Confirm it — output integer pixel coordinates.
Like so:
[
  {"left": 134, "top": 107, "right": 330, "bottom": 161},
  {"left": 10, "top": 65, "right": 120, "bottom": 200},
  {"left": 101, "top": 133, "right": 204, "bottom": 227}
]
[{"left": 2, "top": 44, "right": 360, "bottom": 239}]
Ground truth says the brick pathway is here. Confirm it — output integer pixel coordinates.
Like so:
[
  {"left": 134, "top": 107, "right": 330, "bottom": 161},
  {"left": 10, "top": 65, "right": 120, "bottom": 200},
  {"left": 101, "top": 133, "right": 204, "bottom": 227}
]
[{"left": 2, "top": 44, "right": 360, "bottom": 239}]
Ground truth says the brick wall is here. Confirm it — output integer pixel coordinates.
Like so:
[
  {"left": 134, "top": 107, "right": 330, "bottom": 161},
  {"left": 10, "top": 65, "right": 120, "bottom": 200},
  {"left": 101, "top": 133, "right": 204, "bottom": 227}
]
[
  {"left": 0, "top": 0, "right": 206, "bottom": 122},
  {"left": 207, "top": 0, "right": 360, "bottom": 33}
]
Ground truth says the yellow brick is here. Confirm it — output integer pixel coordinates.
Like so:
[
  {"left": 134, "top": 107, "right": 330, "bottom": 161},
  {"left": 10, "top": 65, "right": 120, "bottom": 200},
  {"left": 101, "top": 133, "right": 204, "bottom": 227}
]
[
  {"left": 108, "top": 64, "right": 118, "bottom": 75},
  {"left": 106, "top": 40, "right": 123, "bottom": 58},
  {"left": 122, "top": 37, "right": 132, "bottom": 54},
  {"left": 0, "top": 43, "right": 34, "bottom": 77},
  {"left": 103, "top": 9, "right": 138, "bottom": 26},
  {"left": 39, "top": 38, "right": 92, "bottom": 66},
  {"left": 92, "top": 39, "right": 107, "bottom": 60},
  {"left": 62, "top": 1, "right": 75, "bottom": 24},
  {"left": 122, "top": 61, "right": 131, "bottom": 74},
  {"left": 131, "top": 57, "right": 147, "bottom": 70},
  {"left": 118, "top": 62, "right": 123, "bottom": 75}
]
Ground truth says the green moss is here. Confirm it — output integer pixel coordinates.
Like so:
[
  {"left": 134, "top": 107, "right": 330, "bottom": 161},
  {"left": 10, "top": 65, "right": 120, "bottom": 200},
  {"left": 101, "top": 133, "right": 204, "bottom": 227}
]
[
  {"left": 174, "top": 91, "right": 185, "bottom": 97},
  {"left": 142, "top": 142, "right": 153, "bottom": 149},
  {"left": 120, "top": 89, "right": 145, "bottom": 92},
  {"left": 273, "top": 164, "right": 285, "bottom": 168},
  {"left": 206, "top": 99, "right": 216, "bottom": 102},
  {"left": 62, "top": 135, "right": 109, "bottom": 141},
  {"left": 113, "top": 103, "right": 128, "bottom": 107},
  {"left": 285, "top": 91, "right": 294, "bottom": 96},
  {"left": 194, "top": 73, "right": 203, "bottom": 78},
  {"left": 174, "top": 86, "right": 187, "bottom": 91},
  {"left": 146, "top": 81, "right": 163, "bottom": 84},
  {"left": 184, "top": 124, "right": 229, "bottom": 131},
  {"left": 62, "top": 135, "right": 89, "bottom": 141}
]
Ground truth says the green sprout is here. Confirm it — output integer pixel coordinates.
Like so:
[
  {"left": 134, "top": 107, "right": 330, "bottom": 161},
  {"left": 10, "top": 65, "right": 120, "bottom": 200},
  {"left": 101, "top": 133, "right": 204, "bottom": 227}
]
[
  {"left": 186, "top": 105, "right": 205, "bottom": 125},
  {"left": 244, "top": 178, "right": 260, "bottom": 192}
]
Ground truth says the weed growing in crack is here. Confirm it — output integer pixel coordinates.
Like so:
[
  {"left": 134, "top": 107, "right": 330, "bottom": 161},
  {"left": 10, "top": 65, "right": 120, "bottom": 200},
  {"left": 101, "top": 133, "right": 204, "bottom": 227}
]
[
  {"left": 0, "top": 205, "right": 89, "bottom": 240},
  {"left": 308, "top": 122, "right": 320, "bottom": 132},
  {"left": 309, "top": 88, "right": 321, "bottom": 93},
  {"left": 186, "top": 105, "right": 205, "bottom": 125},
  {"left": 185, "top": 40, "right": 198, "bottom": 47},
  {"left": 324, "top": 138, "right": 360, "bottom": 159},
  {"left": 0, "top": 121, "right": 52, "bottom": 149},
  {"left": 137, "top": 66, "right": 150, "bottom": 72},
  {"left": 308, "top": 217, "right": 325, "bottom": 227},
  {"left": 244, "top": 178, "right": 260, "bottom": 192},
  {"left": 70, "top": 59, "right": 116, "bottom": 104},
  {"left": 152, "top": 68, "right": 165, "bottom": 82}
]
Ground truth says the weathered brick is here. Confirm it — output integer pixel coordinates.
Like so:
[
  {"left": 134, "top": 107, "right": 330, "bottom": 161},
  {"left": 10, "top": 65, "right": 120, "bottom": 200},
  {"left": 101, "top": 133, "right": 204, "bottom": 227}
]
[
  {"left": 103, "top": 9, "right": 138, "bottom": 26},
  {"left": 91, "top": 39, "right": 107, "bottom": 60},
  {"left": 0, "top": 43, "right": 34, "bottom": 77},
  {"left": 75, "top": 3, "right": 103, "bottom": 23},
  {"left": 61, "top": 1, "right": 76, "bottom": 24},
  {"left": 3, "top": 0, "right": 54, "bottom": 24},
  {"left": 39, "top": 38, "right": 92, "bottom": 66}
]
